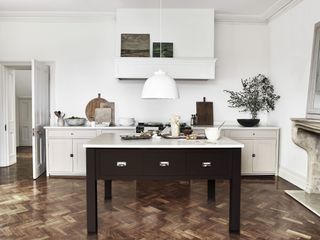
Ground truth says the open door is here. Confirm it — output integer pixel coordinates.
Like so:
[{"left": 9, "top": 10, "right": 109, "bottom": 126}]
[
  {"left": 7, "top": 69, "right": 16, "bottom": 166},
  {"left": 0, "top": 65, "right": 16, "bottom": 167},
  {"left": 0, "top": 65, "right": 9, "bottom": 167},
  {"left": 32, "top": 60, "right": 50, "bottom": 179}
]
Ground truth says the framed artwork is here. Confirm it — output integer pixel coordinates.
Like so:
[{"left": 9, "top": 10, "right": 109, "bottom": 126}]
[
  {"left": 121, "top": 34, "right": 150, "bottom": 57},
  {"left": 307, "top": 22, "right": 320, "bottom": 119},
  {"left": 153, "top": 42, "right": 173, "bottom": 58}
]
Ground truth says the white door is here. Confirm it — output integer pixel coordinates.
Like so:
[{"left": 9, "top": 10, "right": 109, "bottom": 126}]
[
  {"left": 0, "top": 65, "right": 16, "bottom": 167},
  {"left": 0, "top": 65, "right": 9, "bottom": 167},
  {"left": 32, "top": 60, "right": 50, "bottom": 179},
  {"left": 238, "top": 139, "right": 254, "bottom": 174},
  {"left": 7, "top": 70, "right": 16, "bottom": 166},
  {"left": 18, "top": 98, "right": 32, "bottom": 146},
  {"left": 48, "top": 139, "right": 73, "bottom": 174},
  {"left": 252, "top": 140, "right": 277, "bottom": 173},
  {"left": 73, "top": 138, "right": 90, "bottom": 174}
]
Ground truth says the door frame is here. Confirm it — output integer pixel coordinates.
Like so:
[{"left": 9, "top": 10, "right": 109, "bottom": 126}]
[{"left": 0, "top": 60, "right": 55, "bottom": 178}]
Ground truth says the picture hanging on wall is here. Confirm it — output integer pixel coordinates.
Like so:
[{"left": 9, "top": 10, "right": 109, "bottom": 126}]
[
  {"left": 153, "top": 42, "right": 174, "bottom": 58},
  {"left": 121, "top": 34, "right": 150, "bottom": 57}
]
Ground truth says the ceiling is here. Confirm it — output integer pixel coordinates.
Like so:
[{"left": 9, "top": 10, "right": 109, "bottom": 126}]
[{"left": 0, "top": 0, "right": 283, "bottom": 16}]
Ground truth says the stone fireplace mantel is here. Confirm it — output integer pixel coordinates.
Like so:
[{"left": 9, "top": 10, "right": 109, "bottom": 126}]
[
  {"left": 286, "top": 118, "right": 320, "bottom": 216},
  {"left": 291, "top": 118, "right": 320, "bottom": 193}
]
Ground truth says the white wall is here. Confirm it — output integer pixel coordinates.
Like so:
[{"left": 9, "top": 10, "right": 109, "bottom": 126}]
[
  {"left": 269, "top": 0, "right": 320, "bottom": 189},
  {"left": 0, "top": 17, "right": 269, "bottom": 124}
]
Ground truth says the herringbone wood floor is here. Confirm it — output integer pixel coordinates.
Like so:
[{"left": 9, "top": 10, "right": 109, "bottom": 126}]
[{"left": 0, "top": 149, "right": 320, "bottom": 239}]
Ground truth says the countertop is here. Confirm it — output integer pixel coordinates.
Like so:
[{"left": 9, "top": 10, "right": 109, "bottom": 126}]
[
  {"left": 83, "top": 133, "right": 244, "bottom": 149},
  {"left": 45, "top": 125, "right": 279, "bottom": 130},
  {"left": 193, "top": 125, "right": 280, "bottom": 130},
  {"left": 44, "top": 126, "right": 136, "bottom": 130}
]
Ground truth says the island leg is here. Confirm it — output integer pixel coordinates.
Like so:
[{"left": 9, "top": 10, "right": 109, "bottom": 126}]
[
  {"left": 105, "top": 180, "right": 112, "bottom": 200},
  {"left": 208, "top": 179, "right": 215, "bottom": 201},
  {"left": 229, "top": 148, "right": 241, "bottom": 233},
  {"left": 87, "top": 149, "right": 97, "bottom": 234}
]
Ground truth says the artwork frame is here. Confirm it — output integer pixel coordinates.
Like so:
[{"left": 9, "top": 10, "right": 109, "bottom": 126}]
[
  {"left": 306, "top": 22, "right": 320, "bottom": 119},
  {"left": 153, "top": 42, "right": 174, "bottom": 58},
  {"left": 121, "top": 34, "right": 150, "bottom": 57}
]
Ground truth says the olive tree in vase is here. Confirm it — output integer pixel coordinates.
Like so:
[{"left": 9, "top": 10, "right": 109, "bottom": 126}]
[{"left": 224, "top": 74, "right": 280, "bottom": 127}]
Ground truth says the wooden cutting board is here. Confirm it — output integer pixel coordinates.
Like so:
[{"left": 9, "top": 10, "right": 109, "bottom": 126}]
[
  {"left": 196, "top": 97, "right": 214, "bottom": 126},
  {"left": 85, "top": 94, "right": 115, "bottom": 125}
]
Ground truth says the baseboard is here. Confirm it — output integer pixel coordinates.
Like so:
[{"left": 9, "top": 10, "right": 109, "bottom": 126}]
[{"left": 278, "top": 167, "right": 306, "bottom": 190}]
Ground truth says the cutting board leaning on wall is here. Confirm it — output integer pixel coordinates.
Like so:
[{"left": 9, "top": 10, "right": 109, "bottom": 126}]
[
  {"left": 196, "top": 97, "right": 214, "bottom": 126},
  {"left": 85, "top": 94, "right": 115, "bottom": 125}
]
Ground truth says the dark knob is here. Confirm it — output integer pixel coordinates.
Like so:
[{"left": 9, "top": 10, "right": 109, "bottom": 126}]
[
  {"left": 70, "top": 154, "right": 74, "bottom": 157},
  {"left": 252, "top": 154, "right": 256, "bottom": 158}
]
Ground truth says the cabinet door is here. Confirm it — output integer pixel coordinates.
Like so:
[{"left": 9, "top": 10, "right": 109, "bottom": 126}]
[
  {"left": 48, "top": 139, "right": 73, "bottom": 174},
  {"left": 237, "top": 139, "right": 254, "bottom": 174},
  {"left": 253, "top": 140, "right": 276, "bottom": 173},
  {"left": 73, "top": 138, "right": 91, "bottom": 174}
]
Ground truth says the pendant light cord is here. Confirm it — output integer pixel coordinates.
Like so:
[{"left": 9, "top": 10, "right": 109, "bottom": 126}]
[{"left": 159, "top": 0, "right": 162, "bottom": 58}]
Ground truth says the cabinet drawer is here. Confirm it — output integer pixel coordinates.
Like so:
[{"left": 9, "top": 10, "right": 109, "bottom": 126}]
[
  {"left": 225, "top": 130, "right": 277, "bottom": 139},
  {"left": 47, "top": 130, "right": 97, "bottom": 138},
  {"left": 187, "top": 150, "right": 232, "bottom": 177},
  {"left": 96, "top": 150, "right": 142, "bottom": 176},
  {"left": 143, "top": 151, "right": 186, "bottom": 175}
]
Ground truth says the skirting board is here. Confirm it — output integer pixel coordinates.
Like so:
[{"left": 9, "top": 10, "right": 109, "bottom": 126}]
[{"left": 279, "top": 167, "right": 306, "bottom": 190}]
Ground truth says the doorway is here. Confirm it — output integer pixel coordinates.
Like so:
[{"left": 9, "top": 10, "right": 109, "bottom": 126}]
[{"left": 0, "top": 60, "right": 52, "bottom": 183}]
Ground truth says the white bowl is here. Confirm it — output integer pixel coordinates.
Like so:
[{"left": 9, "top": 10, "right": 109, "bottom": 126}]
[
  {"left": 205, "top": 127, "right": 220, "bottom": 142},
  {"left": 65, "top": 118, "right": 86, "bottom": 126},
  {"left": 119, "top": 118, "right": 135, "bottom": 126}
]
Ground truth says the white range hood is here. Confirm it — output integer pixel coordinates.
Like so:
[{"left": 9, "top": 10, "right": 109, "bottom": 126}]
[
  {"left": 115, "top": 57, "right": 217, "bottom": 80},
  {"left": 115, "top": 8, "right": 216, "bottom": 81}
]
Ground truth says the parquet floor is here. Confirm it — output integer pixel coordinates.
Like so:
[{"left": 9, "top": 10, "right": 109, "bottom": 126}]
[{"left": 0, "top": 150, "right": 320, "bottom": 239}]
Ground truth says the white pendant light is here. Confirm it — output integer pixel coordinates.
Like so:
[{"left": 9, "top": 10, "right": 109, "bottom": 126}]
[
  {"left": 141, "top": 0, "right": 179, "bottom": 99},
  {"left": 141, "top": 70, "right": 179, "bottom": 99}
]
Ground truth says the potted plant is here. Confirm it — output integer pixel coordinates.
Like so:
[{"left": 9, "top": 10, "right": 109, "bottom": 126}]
[{"left": 224, "top": 74, "right": 280, "bottom": 127}]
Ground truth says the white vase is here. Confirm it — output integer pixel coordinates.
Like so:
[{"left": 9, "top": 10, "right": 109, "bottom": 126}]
[
  {"left": 171, "top": 123, "right": 180, "bottom": 137},
  {"left": 170, "top": 115, "right": 180, "bottom": 137}
]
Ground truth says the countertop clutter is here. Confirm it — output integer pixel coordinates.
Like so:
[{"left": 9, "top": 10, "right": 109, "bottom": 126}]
[{"left": 84, "top": 133, "right": 244, "bottom": 149}]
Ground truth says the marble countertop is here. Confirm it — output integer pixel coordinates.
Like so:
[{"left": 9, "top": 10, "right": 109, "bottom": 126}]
[
  {"left": 84, "top": 133, "right": 244, "bottom": 149},
  {"left": 44, "top": 126, "right": 136, "bottom": 130},
  {"left": 193, "top": 125, "right": 280, "bottom": 130},
  {"left": 45, "top": 125, "right": 279, "bottom": 130}
]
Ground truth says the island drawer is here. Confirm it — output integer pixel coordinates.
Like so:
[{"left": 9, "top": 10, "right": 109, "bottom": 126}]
[
  {"left": 143, "top": 151, "right": 186, "bottom": 176},
  {"left": 96, "top": 150, "right": 143, "bottom": 177},
  {"left": 186, "top": 150, "right": 232, "bottom": 177}
]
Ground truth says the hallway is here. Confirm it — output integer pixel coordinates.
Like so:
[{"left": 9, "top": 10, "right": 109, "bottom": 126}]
[{"left": 0, "top": 147, "right": 32, "bottom": 185}]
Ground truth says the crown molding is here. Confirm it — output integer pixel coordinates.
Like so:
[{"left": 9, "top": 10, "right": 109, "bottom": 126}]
[
  {"left": 0, "top": 11, "right": 115, "bottom": 22},
  {"left": 263, "top": 0, "right": 304, "bottom": 21},
  {"left": 215, "top": 13, "right": 266, "bottom": 24},
  {"left": 0, "top": 1, "right": 304, "bottom": 24},
  {"left": 215, "top": 0, "right": 304, "bottom": 24}
]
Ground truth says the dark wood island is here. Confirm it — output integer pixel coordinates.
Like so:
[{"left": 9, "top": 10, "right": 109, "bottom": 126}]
[{"left": 84, "top": 133, "right": 243, "bottom": 234}]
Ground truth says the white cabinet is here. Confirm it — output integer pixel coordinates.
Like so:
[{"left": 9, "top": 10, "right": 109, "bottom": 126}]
[
  {"left": 73, "top": 138, "right": 91, "bottom": 174},
  {"left": 46, "top": 127, "right": 136, "bottom": 177},
  {"left": 46, "top": 129, "right": 97, "bottom": 176},
  {"left": 224, "top": 128, "right": 279, "bottom": 175},
  {"left": 48, "top": 139, "right": 73, "bottom": 174},
  {"left": 252, "top": 139, "right": 277, "bottom": 173},
  {"left": 239, "top": 140, "right": 254, "bottom": 174}
]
